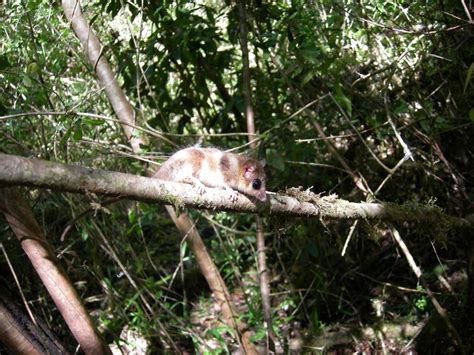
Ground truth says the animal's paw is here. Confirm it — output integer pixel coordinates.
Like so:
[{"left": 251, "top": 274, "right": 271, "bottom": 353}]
[
  {"left": 182, "top": 177, "right": 206, "bottom": 195},
  {"left": 225, "top": 187, "right": 239, "bottom": 202},
  {"left": 196, "top": 184, "right": 206, "bottom": 195}
]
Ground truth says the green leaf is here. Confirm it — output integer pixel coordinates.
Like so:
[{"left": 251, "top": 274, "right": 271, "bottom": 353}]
[
  {"left": 266, "top": 148, "right": 285, "bottom": 171},
  {"left": 82, "top": 118, "right": 105, "bottom": 126},
  {"left": 434, "top": 116, "right": 450, "bottom": 129},
  {"left": 0, "top": 55, "right": 10, "bottom": 70},
  {"left": 394, "top": 100, "right": 408, "bottom": 115},
  {"left": 464, "top": 63, "right": 474, "bottom": 93},
  {"left": 301, "top": 71, "right": 315, "bottom": 86},
  {"left": 300, "top": 49, "right": 320, "bottom": 64},
  {"left": 250, "top": 328, "right": 266, "bottom": 342},
  {"left": 333, "top": 86, "right": 352, "bottom": 116},
  {"left": 80, "top": 229, "right": 89, "bottom": 241},
  {"left": 128, "top": 209, "right": 137, "bottom": 224},
  {"left": 469, "top": 108, "right": 474, "bottom": 121},
  {"left": 27, "top": 0, "right": 41, "bottom": 10},
  {"left": 311, "top": 308, "right": 321, "bottom": 332},
  {"left": 22, "top": 75, "right": 33, "bottom": 87},
  {"left": 73, "top": 127, "right": 83, "bottom": 141},
  {"left": 59, "top": 126, "right": 73, "bottom": 146},
  {"left": 337, "top": 93, "right": 352, "bottom": 117},
  {"left": 432, "top": 264, "right": 445, "bottom": 275},
  {"left": 419, "top": 118, "right": 430, "bottom": 133},
  {"left": 415, "top": 296, "right": 428, "bottom": 311}
]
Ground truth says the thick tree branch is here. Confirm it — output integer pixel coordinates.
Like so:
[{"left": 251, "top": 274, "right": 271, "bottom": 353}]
[
  {"left": 0, "top": 285, "right": 69, "bottom": 354},
  {"left": 61, "top": 1, "right": 257, "bottom": 352},
  {"left": 0, "top": 188, "right": 110, "bottom": 354},
  {"left": 0, "top": 153, "right": 470, "bottom": 229},
  {"left": 61, "top": 0, "right": 143, "bottom": 152}
]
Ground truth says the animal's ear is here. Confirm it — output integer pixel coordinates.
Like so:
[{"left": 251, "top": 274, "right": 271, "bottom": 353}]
[
  {"left": 260, "top": 159, "right": 266, "bottom": 168},
  {"left": 243, "top": 164, "right": 255, "bottom": 179}
]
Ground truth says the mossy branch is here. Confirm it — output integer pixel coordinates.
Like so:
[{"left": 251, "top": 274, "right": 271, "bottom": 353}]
[{"left": 0, "top": 153, "right": 470, "bottom": 229}]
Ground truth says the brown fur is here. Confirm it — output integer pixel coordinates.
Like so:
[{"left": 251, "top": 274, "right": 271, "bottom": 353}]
[
  {"left": 219, "top": 154, "right": 230, "bottom": 171},
  {"left": 220, "top": 154, "right": 233, "bottom": 184},
  {"left": 186, "top": 148, "right": 205, "bottom": 176}
]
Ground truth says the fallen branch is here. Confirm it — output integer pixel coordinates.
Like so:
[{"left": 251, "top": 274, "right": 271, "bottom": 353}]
[
  {"left": 0, "top": 188, "right": 110, "bottom": 354},
  {"left": 0, "top": 153, "right": 470, "bottom": 229}
]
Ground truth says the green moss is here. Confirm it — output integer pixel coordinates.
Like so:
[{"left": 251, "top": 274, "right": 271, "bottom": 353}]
[{"left": 383, "top": 200, "right": 461, "bottom": 245}]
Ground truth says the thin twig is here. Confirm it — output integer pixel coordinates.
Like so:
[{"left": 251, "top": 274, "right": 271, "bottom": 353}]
[
  {"left": 390, "top": 227, "right": 465, "bottom": 353},
  {"left": 341, "top": 220, "right": 359, "bottom": 256},
  {"left": 0, "top": 243, "right": 37, "bottom": 325}
]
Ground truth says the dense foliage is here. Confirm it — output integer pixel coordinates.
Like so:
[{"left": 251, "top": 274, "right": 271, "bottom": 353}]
[{"left": 1, "top": 0, "right": 473, "bottom": 352}]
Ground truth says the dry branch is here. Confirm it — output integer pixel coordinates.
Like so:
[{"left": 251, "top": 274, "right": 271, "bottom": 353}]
[
  {"left": 0, "top": 188, "right": 109, "bottom": 354},
  {"left": 0, "top": 153, "right": 470, "bottom": 229},
  {"left": 61, "top": 1, "right": 257, "bottom": 352},
  {"left": 0, "top": 286, "right": 69, "bottom": 354}
]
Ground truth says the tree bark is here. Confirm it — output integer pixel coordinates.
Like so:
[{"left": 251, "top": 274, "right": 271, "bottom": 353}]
[
  {"left": 0, "top": 188, "right": 109, "bottom": 354},
  {"left": 61, "top": 1, "right": 257, "bottom": 352},
  {"left": 238, "top": 0, "right": 276, "bottom": 350},
  {"left": 0, "top": 285, "right": 69, "bottom": 355},
  {"left": 1, "top": 153, "right": 470, "bottom": 227}
]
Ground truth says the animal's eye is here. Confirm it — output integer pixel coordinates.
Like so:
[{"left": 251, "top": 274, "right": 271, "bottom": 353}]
[{"left": 252, "top": 178, "right": 262, "bottom": 190}]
